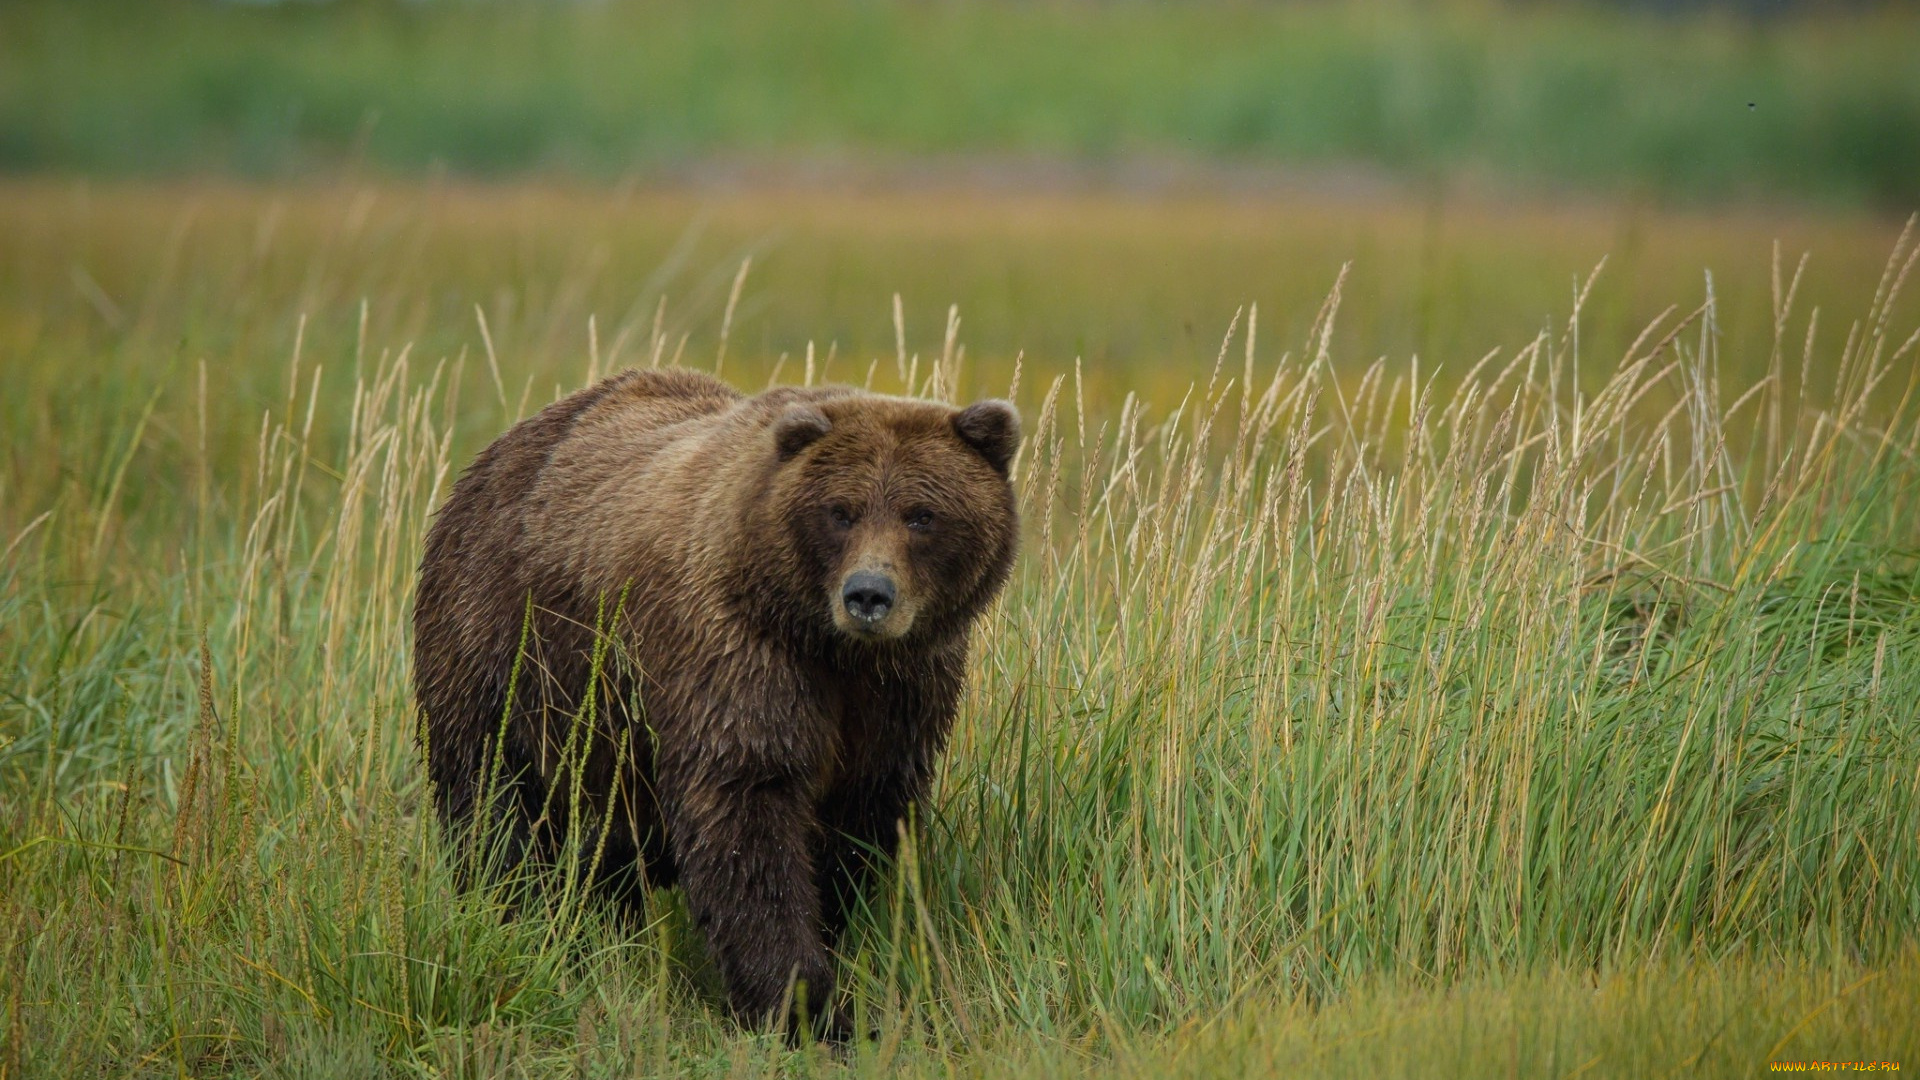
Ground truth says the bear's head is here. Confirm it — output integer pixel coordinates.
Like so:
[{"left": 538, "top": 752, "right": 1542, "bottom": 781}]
[{"left": 756, "top": 393, "right": 1021, "bottom": 647}]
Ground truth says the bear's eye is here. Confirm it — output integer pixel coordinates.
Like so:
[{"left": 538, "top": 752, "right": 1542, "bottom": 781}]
[
  {"left": 829, "top": 506, "right": 854, "bottom": 529},
  {"left": 905, "top": 509, "right": 935, "bottom": 533}
]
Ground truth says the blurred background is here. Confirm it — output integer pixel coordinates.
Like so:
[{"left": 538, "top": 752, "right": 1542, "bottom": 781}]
[
  {"left": 3, "top": 0, "right": 1918, "bottom": 414},
  {"left": 8, "top": 0, "right": 1917, "bottom": 202}
]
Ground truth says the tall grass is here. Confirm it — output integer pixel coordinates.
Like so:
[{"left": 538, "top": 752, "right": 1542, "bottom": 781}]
[{"left": 3, "top": 217, "right": 1918, "bottom": 1074}]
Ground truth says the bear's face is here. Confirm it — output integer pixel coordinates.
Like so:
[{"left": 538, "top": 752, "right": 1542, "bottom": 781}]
[{"left": 766, "top": 396, "right": 1020, "bottom": 645}]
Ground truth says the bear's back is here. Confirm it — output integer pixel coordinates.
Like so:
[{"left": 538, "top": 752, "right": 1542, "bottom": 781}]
[
  {"left": 419, "top": 368, "right": 739, "bottom": 585},
  {"left": 413, "top": 369, "right": 742, "bottom": 755}
]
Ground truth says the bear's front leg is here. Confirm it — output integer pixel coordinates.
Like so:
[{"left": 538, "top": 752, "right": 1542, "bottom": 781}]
[
  {"left": 659, "top": 745, "right": 849, "bottom": 1041},
  {"left": 818, "top": 648, "right": 964, "bottom": 945},
  {"left": 817, "top": 762, "right": 922, "bottom": 947}
]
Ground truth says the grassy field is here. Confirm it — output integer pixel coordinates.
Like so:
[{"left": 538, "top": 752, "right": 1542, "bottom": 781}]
[
  {"left": 5, "top": 0, "right": 1920, "bottom": 205},
  {"left": 3, "top": 177, "right": 1919, "bottom": 1077}
]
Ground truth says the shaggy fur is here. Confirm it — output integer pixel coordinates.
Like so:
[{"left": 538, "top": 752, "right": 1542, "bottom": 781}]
[{"left": 412, "top": 368, "right": 1019, "bottom": 1038}]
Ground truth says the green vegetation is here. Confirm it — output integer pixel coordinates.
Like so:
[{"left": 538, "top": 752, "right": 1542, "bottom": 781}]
[
  {"left": 2, "top": 179, "right": 1917, "bottom": 1075},
  {"left": 1, "top": 179, "right": 1908, "bottom": 419},
  {"left": 5, "top": 0, "right": 1919, "bottom": 204}
]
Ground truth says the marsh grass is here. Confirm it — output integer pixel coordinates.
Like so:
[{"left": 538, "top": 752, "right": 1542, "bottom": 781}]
[{"left": 3, "top": 209, "right": 1919, "bottom": 1075}]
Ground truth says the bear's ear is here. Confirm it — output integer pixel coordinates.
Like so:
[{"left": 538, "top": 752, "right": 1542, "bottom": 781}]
[
  {"left": 773, "top": 405, "right": 832, "bottom": 461},
  {"left": 952, "top": 399, "right": 1021, "bottom": 475}
]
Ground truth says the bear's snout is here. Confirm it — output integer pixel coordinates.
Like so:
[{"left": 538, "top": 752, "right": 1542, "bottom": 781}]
[{"left": 841, "top": 571, "right": 896, "bottom": 627}]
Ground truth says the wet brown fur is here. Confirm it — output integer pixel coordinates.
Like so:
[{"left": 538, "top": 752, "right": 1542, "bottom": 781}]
[{"left": 412, "top": 368, "right": 1019, "bottom": 1038}]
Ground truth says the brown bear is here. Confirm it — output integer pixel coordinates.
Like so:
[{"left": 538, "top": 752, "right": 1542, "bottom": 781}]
[{"left": 412, "top": 368, "right": 1019, "bottom": 1039}]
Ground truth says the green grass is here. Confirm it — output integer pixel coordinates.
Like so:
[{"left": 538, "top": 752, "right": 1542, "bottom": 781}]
[
  {"left": 2, "top": 180, "right": 1918, "bottom": 1076},
  {"left": 5, "top": 0, "right": 1920, "bottom": 204}
]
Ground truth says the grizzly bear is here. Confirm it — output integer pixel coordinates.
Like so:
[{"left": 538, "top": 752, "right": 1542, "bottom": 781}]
[{"left": 412, "top": 368, "right": 1019, "bottom": 1039}]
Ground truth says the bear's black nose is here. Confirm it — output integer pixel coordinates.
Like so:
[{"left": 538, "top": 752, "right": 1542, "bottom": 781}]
[{"left": 842, "top": 572, "right": 896, "bottom": 624}]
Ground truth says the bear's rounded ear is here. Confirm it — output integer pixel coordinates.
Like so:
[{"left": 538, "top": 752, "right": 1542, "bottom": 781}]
[
  {"left": 953, "top": 399, "right": 1021, "bottom": 475},
  {"left": 773, "top": 405, "right": 832, "bottom": 461}
]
